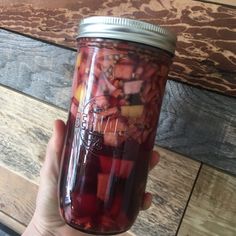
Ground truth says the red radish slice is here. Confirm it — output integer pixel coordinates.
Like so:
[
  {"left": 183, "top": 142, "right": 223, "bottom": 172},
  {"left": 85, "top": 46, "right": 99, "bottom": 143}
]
[
  {"left": 116, "top": 213, "right": 129, "bottom": 229},
  {"left": 71, "top": 193, "right": 97, "bottom": 216},
  {"left": 100, "top": 215, "right": 116, "bottom": 228},
  {"left": 79, "top": 59, "right": 87, "bottom": 77},
  {"left": 135, "top": 66, "right": 144, "bottom": 78},
  {"left": 110, "top": 195, "right": 122, "bottom": 216},
  {"left": 75, "top": 216, "right": 92, "bottom": 227},
  {"left": 143, "top": 65, "right": 157, "bottom": 79},
  {"left": 99, "top": 156, "right": 133, "bottom": 178},
  {"left": 70, "top": 100, "right": 78, "bottom": 120},
  {"left": 114, "top": 64, "right": 133, "bottom": 80},
  {"left": 113, "top": 159, "right": 133, "bottom": 179},
  {"left": 97, "top": 174, "right": 110, "bottom": 201},
  {"left": 112, "top": 79, "right": 120, "bottom": 88},
  {"left": 99, "top": 155, "right": 112, "bottom": 173},
  {"left": 160, "top": 65, "right": 169, "bottom": 77},
  {"left": 104, "top": 132, "right": 125, "bottom": 147},
  {"left": 124, "top": 80, "right": 143, "bottom": 95},
  {"left": 111, "top": 89, "right": 124, "bottom": 98}
]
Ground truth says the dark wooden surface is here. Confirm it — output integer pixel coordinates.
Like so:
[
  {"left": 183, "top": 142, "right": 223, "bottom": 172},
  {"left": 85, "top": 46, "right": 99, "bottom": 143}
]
[
  {"left": 0, "top": 0, "right": 235, "bottom": 96},
  {"left": 1, "top": 29, "right": 235, "bottom": 175}
]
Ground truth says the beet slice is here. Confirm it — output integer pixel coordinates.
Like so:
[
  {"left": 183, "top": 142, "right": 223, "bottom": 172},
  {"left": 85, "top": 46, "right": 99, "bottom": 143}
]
[
  {"left": 103, "top": 132, "right": 126, "bottom": 147},
  {"left": 114, "top": 64, "right": 133, "bottom": 80},
  {"left": 97, "top": 173, "right": 110, "bottom": 201},
  {"left": 99, "top": 156, "right": 134, "bottom": 178},
  {"left": 71, "top": 192, "right": 98, "bottom": 216},
  {"left": 110, "top": 195, "right": 122, "bottom": 217}
]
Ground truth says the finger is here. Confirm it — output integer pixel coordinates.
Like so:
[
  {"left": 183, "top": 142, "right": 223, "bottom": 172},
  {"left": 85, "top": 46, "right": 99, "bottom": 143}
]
[
  {"left": 141, "top": 192, "right": 153, "bottom": 211},
  {"left": 149, "top": 150, "right": 160, "bottom": 171},
  {"left": 51, "top": 119, "right": 66, "bottom": 162}
]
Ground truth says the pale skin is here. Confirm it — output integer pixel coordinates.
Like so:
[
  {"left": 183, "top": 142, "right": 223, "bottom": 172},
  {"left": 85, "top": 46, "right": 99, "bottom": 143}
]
[{"left": 22, "top": 120, "right": 160, "bottom": 236}]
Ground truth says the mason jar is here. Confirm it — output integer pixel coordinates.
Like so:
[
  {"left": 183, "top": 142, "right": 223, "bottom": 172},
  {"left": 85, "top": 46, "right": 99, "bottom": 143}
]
[{"left": 59, "top": 16, "right": 176, "bottom": 235}]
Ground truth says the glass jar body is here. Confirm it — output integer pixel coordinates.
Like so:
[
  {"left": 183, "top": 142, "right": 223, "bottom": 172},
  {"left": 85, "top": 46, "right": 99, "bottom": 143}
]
[{"left": 59, "top": 38, "right": 172, "bottom": 235}]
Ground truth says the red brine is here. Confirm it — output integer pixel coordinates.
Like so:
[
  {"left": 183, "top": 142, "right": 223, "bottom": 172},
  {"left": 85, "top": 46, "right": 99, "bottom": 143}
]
[{"left": 59, "top": 37, "right": 173, "bottom": 235}]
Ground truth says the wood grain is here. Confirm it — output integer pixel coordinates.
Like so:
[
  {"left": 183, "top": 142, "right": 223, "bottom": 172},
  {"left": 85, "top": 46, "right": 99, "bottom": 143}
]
[
  {"left": 0, "top": 87, "right": 67, "bottom": 181},
  {"left": 0, "top": 85, "right": 200, "bottom": 235},
  {"left": 157, "top": 81, "right": 236, "bottom": 174},
  {"left": 178, "top": 165, "right": 236, "bottom": 236},
  {"left": 0, "top": 29, "right": 235, "bottom": 175},
  {"left": 0, "top": 0, "right": 235, "bottom": 96},
  {"left": 131, "top": 147, "right": 200, "bottom": 236},
  {"left": 0, "top": 167, "right": 35, "bottom": 235},
  {"left": 0, "top": 29, "right": 75, "bottom": 109}
]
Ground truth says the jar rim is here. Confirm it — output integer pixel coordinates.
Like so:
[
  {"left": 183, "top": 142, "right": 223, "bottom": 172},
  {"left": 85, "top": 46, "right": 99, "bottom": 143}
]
[{"left": 77, "top": 16, "right": 177, "bottom": 55}]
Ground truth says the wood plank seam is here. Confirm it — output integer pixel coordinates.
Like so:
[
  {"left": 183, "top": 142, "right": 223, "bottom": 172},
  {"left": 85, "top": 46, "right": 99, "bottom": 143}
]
[
  {"left": 175, "top": 163, "right": 203, "bottom": 236},
  {"left": 0, "top": 209, "right": 26, "bottom": 233},
  {"left": 0, "top": 26, "right": 77, "bottom": 52},
  {"left": 177, "top": 164, "right": 236, "bottom": 235},
  {"left": 0, "top": 210, "right": 27, "bottom": 227},
  {"left": 0, "top": 83, "right": 68, "bottom": 113}
]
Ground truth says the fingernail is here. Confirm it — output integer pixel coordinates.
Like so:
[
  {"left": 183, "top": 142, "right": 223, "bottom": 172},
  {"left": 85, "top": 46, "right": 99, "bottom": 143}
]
[{"left": 142, "top": 193, "right": 153, "bottom": 210}]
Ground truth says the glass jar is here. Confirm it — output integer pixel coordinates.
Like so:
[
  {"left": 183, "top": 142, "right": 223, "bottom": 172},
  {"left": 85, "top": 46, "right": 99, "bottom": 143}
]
[{"left": 59, "top": 16, "right": 176, "bottom": 235}]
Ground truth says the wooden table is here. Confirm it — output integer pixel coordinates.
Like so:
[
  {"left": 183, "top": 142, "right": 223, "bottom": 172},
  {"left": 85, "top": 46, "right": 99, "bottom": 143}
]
[{"left": 0, "top": 1, "right": 236, "bottom": 235}]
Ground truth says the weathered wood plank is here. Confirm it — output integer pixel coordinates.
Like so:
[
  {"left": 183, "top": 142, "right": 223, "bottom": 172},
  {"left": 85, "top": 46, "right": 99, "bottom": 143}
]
[
  {"left": 0, "top": 89, "right": 67, "bottom": 181},
  {"left": 178, "top": 165, "right": 236, "bottom": 236},
  {"left": 0, "top": 85, "right": 200, "bottom": 236},
  {"left": 0, "top": 29, "right": 75, "bottom": 109},
  {"left": 0, "top": 0, "right": 235, "bottom": 96},
  {"left": 157, "top": 81, "right": 236, "bottom": 175},
  {"left": 1, "top": 29, "right": 235, "bottom": 175},
  {"left": 0, "top": 167, "right": 35, "bottom": 235}
]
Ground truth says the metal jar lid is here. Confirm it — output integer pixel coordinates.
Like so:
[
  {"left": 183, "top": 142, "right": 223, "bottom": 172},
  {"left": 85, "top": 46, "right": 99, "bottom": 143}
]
[{"left": 77, "top": 16, "right": 177, "bottom": 55}]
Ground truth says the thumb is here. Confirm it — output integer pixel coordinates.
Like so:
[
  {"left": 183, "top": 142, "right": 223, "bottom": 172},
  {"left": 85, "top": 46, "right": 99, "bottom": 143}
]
[
  {"left": 40, "top": 119, "right": 66, "bottom": 185},
  {"left": 35, "top": 119, "right": 66, "bottom": 218}
]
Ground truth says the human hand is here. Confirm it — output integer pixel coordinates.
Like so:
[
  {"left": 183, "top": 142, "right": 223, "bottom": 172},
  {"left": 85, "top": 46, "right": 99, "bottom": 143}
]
[{"left": 22, "top": 120, "right": 159, "bottom": 236}]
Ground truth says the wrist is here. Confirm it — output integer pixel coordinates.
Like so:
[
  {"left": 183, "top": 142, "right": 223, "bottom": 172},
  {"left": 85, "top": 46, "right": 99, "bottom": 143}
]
[
  {"left": 22, "top": 221, "right": 42, "bottom": 236},
  {"left": 22, "top": 216, "right": 53, "bottom": 236}
]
